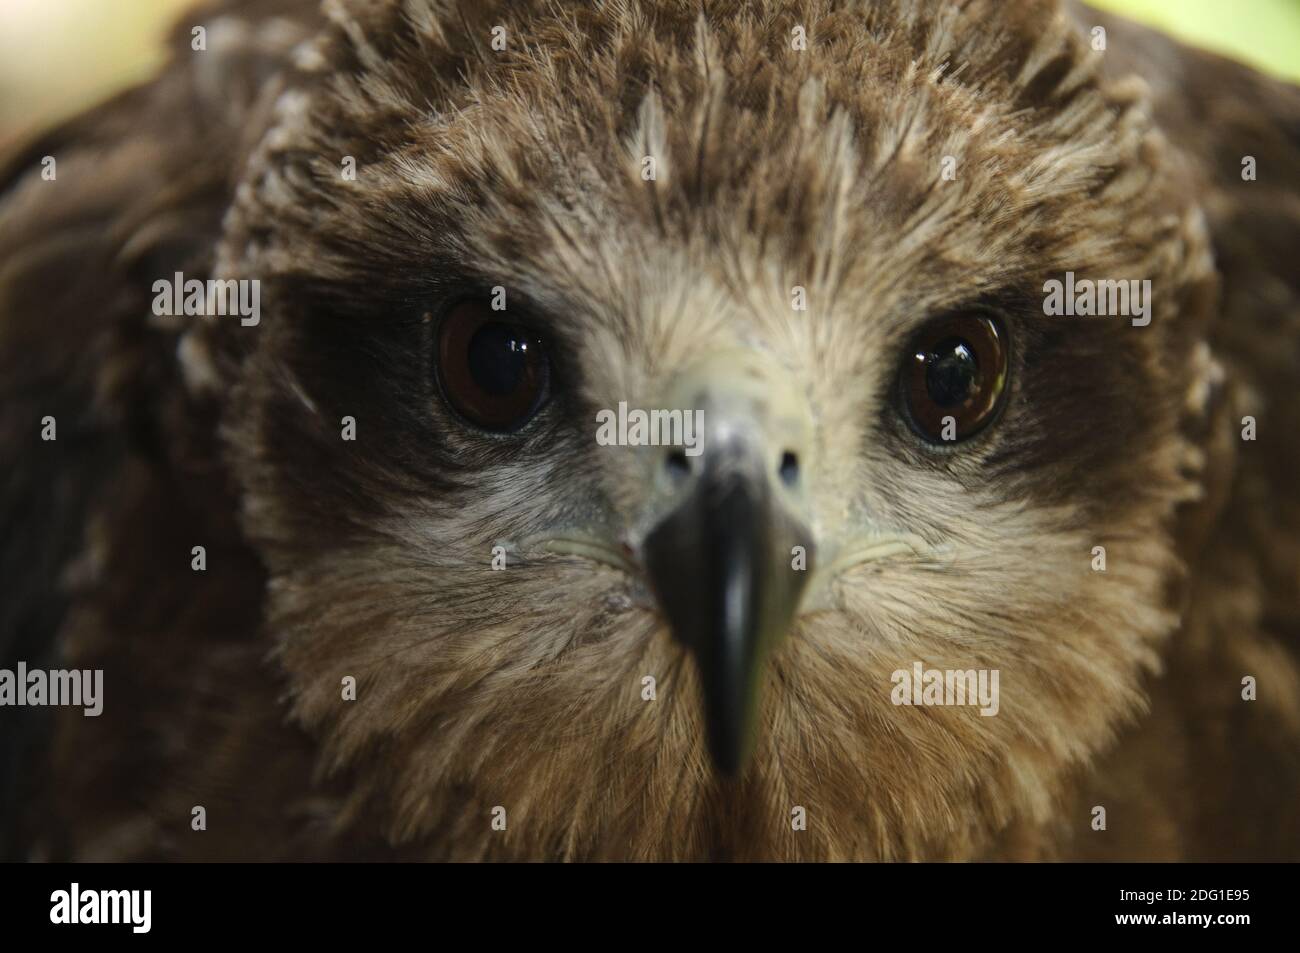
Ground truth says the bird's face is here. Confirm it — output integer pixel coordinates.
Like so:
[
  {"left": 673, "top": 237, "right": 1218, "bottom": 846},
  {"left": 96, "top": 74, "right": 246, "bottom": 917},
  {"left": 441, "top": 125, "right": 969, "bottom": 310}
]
[{"left": 212, "top": 0, "right": 1216, "bottom": 858}]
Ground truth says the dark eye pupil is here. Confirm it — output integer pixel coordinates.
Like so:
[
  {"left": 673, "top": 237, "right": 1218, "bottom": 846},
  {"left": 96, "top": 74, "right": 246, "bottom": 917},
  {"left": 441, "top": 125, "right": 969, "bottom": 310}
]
[
  {"left": 468, "top": 324, "right": 532, "bottom": 395},
  {"left": 923, "top": 338, "right": 979, "bottom": 407}
]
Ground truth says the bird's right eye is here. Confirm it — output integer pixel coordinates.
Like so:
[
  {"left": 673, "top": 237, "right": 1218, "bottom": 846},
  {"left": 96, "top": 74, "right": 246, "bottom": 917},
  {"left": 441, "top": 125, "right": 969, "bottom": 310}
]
[{"left": 435, "top": 299, "right": 551, "bottom": 432}]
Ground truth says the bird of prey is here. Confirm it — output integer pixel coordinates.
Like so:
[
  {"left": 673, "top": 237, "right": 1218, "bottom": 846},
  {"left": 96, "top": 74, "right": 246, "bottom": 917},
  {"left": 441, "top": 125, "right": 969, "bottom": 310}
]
[{"left": 1, "top": 0, "right": 1297, "bottom": 862}]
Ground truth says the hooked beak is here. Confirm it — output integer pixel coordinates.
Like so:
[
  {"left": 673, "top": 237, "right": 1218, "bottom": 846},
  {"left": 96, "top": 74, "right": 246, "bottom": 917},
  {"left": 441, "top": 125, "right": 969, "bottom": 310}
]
[{"left": 641, "top": 355, "right": 815, "bottom": 776}]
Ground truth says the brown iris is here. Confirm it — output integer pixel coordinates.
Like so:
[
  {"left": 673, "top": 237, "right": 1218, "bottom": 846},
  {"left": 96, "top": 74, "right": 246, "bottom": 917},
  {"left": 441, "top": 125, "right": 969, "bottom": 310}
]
[
  {"left": 901, "top": 313, "right": 1008, "bottom": 443},
  {"left": 436, "top": 299, "right": 549, "bottom": 432}
]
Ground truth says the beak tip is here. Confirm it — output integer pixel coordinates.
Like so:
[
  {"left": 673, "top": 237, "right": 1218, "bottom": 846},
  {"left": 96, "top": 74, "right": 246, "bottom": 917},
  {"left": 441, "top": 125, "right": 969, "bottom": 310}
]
[
  {"left": 709, "top": 740, "right": 750, "bottom": 779},
  {"left": 705, "top": 713, "right": 750, "bottom": 778}
]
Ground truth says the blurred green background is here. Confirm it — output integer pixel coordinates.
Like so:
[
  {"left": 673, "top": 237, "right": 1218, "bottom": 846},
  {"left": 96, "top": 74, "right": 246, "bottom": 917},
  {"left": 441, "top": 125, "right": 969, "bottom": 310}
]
[
  {"left": 1091, "top": 0, "right": 1300, "bottom": 80},
  {"left": 0, "top": 0, "right": 1298, "bottom": 153}
]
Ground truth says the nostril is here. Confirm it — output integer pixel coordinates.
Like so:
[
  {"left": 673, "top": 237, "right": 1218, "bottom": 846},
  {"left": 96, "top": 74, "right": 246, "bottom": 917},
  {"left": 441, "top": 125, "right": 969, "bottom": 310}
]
[
  {"left": 665, "top": 450, "right": 691, "bottom": 482},
  {"left": 779, "top": 451, "right": 799, "bottom": 487}
]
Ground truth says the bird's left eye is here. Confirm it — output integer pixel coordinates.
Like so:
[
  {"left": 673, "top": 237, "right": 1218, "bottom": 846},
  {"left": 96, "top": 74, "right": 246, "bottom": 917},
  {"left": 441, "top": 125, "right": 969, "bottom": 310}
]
[
  {"left": 435, "top": 299, "right": 550, "bottom": 432},
  {"left": 899, "top": 313, "right": 1008, "bottom": 443}
]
